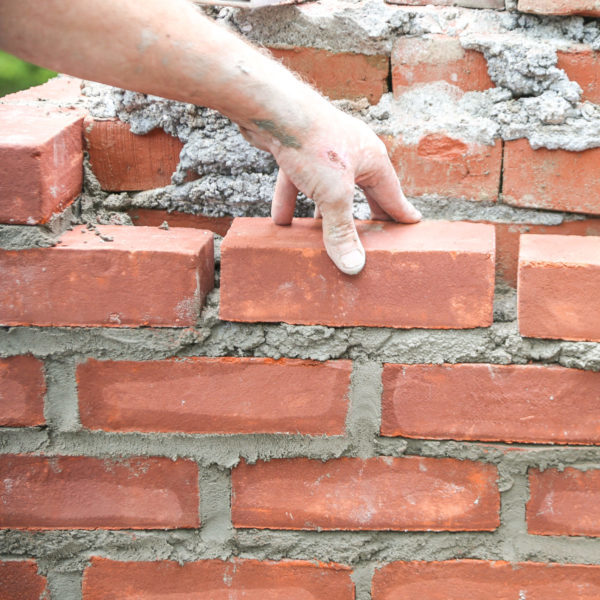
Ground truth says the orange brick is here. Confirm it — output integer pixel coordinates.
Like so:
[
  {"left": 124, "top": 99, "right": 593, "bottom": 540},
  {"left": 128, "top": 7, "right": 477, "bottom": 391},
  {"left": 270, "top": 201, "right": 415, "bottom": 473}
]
[
  {"left": 557, "top": 45, "right": 600, "bottom": 103},
  {"left": 77, "top": 357, "right": 351, "bottom": 435},
  {"left": 269, "top": 47, "right": 389, "bottom": 104},
  {"left": 220, "top": 218, "right": 495, "bottom": 329},
  {"left": 383, "top": 134, "right": 501, "bottom": 202},
  {"left": 382, "top": 363, "right": 600, "bottom": 444},
  {"left": 0, "top": 455, "right": 199, "bottom": 529},
  {"left": 232, "top": 457, "right": 499, "bottom": 531},
  {"left": 0, "top": 225, "right": 214, "bottom": 328},
  {"left": 84, "top": 117, "right": 183, "bottom": 191},
  {"left": 503, "top": 139, "right": 600, "bottom": 215},
  {"left": 494, "top": 219, "right": 600, "bottom": 287},
  {"left": 128, "top": 208, "right": 233, "bottom": 236},
  {"left": 0, "top": 561, "right": 48, "bottom": 600},
  {"left": 518, "top": 0, "right": 600, "bottom": 15},
  {"left": 528, "top": 468, "right": 600, "bottom": 536},
  {"left": 0, "top": 356, "right": 45, "bottom": 428},
  {"left": 392, "top": 35, "right": 493, "bottom": 95},
  {"left": 83, "top": 558, "right": 354, "bottom": 600},
  {"left": 2, "top": 76, "right": 83, "bottom": 104},
  {"left": 518, "top": 234, "right": 600, "bottom": 341},
  {"left": 372, "top": 560, "right": 600, "bottom": 598},
  {"left": 0, "top": 104, "right": 83, "bottom": 224}
]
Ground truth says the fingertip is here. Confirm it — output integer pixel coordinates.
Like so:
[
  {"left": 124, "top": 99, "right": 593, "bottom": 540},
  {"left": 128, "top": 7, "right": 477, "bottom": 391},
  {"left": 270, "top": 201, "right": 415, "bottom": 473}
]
[{"left": 337, "top": 248, "right": 365, "bottom": 275}]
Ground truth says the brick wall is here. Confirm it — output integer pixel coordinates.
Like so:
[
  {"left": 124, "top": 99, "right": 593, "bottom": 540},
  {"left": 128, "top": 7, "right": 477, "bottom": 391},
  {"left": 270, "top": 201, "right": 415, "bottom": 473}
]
[{"left": 1, "top": 3, "right": 600, "bottom": 599}]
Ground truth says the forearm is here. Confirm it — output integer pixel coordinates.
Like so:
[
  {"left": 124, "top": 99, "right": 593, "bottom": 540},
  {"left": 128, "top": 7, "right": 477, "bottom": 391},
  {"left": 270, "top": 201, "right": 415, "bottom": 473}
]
[{"left": 0, "top": 0, "right": 321, "bottom": 151}]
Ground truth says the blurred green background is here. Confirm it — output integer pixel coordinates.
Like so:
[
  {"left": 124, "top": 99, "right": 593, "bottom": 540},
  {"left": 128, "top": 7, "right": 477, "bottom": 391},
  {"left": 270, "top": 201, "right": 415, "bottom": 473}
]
[{"left": 0, "top": 50, "right": 56, "bottom": 97}]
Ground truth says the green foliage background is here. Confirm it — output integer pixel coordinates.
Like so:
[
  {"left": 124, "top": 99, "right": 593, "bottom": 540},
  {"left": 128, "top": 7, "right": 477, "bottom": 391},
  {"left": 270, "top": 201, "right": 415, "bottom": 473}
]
[{"left": 0, "top": 51, "right": 56, "bottom": 97}]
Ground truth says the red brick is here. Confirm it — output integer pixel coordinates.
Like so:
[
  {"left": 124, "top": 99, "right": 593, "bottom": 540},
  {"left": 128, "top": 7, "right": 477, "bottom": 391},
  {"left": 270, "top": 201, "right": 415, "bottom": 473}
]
[
  {"left": 503, "top": 139, "right": 600, "bottom": 214},
  {"left": 83, "top": 558, "right": 353, "bottom": 600},
  {"left": 2, "top": 75, "right": 83, "bottom": 104},
  {"left": 384, "top": 134, "right": 501, "bottom": 201},
  {"left": 0, "top": 455, "right": 199, "bottom": 529},
  {"left": 232, "top": 457, "right": 499, "bottom": 531},
  {"left": 220, "top": 218, "right": 495, "bottom": 328},
  {"left": 372, "top": 560, "right": 600, "bottom": 598},
  {"left": 518, "top": 0, "right": 600, "bottom": 15},
  {"left": 128, "top": 208, "right": 233, "bottom": 236},
  {"left": 0, "top": 104, "right": 83, "bottom": 225},
  {"left": 392, "top": 35, "right": 493, "bottom": 95},
  {"left": 0, "top": 561, "right": 48, "bottom": 600},
  {"left": 269, "top": 46, "right": 388, "bottom": 104},
  {"left": 77, "top": 357, "right": 351, "bottom": 435},
  {"left": 0, "top": 224, "right": 213, "bottom": 328},
  {"left": 84, "top": 117, "right": 184, "bottom": 191},
  {"left": 557, "top": 45, "right": 600, "bottom": 103},
  {"left": 382, "top": 363, "right": 600, "bottom": 444},
  {"left": 528, "top": 468, "right": 600, "bottom": 537},
  {"left": 518, "top": 234, "right": 600, "bottom": 341},
  {"left": 495, "top": 219, "right": 600, "bottom": 287},
  {"left": 0, "top": 356, "right": 45, "bottom": 428}
]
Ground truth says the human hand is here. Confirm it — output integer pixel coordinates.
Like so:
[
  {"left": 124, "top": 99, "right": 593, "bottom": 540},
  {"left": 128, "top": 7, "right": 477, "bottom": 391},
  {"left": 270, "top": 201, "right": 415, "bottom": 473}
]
[{"left": 244, "top": 103, "right": 422, "bottom": 275}]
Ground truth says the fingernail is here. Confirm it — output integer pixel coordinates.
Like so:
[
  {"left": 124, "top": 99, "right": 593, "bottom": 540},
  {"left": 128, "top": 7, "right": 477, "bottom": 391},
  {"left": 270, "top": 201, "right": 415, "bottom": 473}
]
[
  {"left": 340, "top": 249, "right": 365, "bottom": 274},
  {"left": 410, "top": 206, "right": 423, "bottom": 220}
]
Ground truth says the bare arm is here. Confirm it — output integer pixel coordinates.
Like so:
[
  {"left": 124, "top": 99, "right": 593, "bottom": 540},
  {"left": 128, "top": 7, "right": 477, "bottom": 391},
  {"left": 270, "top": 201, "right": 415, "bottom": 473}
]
[{"left": 0, "top": 0, "right": 421, "bottom": 274}]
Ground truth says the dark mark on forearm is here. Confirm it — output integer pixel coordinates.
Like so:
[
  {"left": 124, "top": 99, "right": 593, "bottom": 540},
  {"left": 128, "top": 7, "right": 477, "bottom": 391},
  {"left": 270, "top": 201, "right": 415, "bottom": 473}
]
[{"left": 253, "top": 119, "right": 301, "bottom": 149}]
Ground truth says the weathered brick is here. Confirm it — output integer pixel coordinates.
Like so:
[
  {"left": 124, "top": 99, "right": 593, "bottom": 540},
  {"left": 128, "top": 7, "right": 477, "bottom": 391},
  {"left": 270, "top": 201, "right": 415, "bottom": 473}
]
[
  {"left": 0, "top": 356, "right": 45, "bottom": 428},
  {"left": 0, "top": 455, "right": 199, "bottom": 529},
  {"left": 372, "top": 560, "right": 600, "bottom": 598},
  {"left": 269, "top": 46, "right": 389, "bottom": 104},
  {"left": 220, "top": 218, "right": 495, "bottom": 329},
  {"left": 128, "top": 208, "right": 233, "bottom": 236},
  {"left": 0, "top": 104, "right": 83, "bottom": 224},
  {"left": 518, "top": 0, "right": 600, "bottom": 15},
  {"left": 518, "top": 234, "right": 600, "bottom": 341},
  {"left": 232, "top": 457, "right": 499, "bottom": 531},
  {"left": 392, "top": 35, "right": 493, "bottom": 94},
  {"left": 0, "top": 561, "right": 48, "bottom": 600},
  {"left": 528, "top": 468, "right": 600, "bottom": 536},
  {"left": 84, "top": 117, "right": 184, "bottom": 191},
  {"left": 383, "top": 134, "right": 502, "bottom": 201},
  {"left": 494, "top": 219, "right": 600, "bottom": 287},
  {"left": 557, "top": 45, "right": 600, "bottom": 103},
  {"left": 0, "top": 225, "right": 213, "bottom": 328},
  {"left": 382, "top": 363, "right": 600, "bottom": 444},
  {"left": 77, "top": 357, "right": 351, "bottom": 435},
  {"left": 503, "top": 139, "right": 600, "bottom": 214},
  {"left": 83, "top": 558, "right": 353, "bottom": 599}
]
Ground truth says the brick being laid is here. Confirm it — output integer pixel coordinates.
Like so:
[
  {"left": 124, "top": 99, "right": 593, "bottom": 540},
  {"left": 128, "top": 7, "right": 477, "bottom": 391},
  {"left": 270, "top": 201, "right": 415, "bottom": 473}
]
[{"left": 220, "top": 218, "right": 495, "bottom": 328}]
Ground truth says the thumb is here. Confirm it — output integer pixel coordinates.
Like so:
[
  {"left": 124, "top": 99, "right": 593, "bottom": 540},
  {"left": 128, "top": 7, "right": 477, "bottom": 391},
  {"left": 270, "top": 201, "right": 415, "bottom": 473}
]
[{"left": 319, "top": 194, "right": 365, "bottom": 275}]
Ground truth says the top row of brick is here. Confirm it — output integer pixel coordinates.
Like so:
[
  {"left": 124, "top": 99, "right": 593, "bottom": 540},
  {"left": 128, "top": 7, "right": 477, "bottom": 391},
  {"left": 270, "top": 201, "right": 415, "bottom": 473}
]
[{"left": 386, "top": 0, "right": 600, "bottom": 15}]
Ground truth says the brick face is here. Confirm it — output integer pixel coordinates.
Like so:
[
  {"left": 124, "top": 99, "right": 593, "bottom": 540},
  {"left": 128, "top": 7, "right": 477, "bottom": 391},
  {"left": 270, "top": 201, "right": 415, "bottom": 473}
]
[
  {"left": 392, "top": 35, "right": 493, "bottom": 94},
  {"left": 77, "top": 357, "right": 351, "bottom": 435},
  {"left": 0, "top": 561, "right": 48, "bottom": 600},
  {"left": 220, "top": 218, "right": 495, "bottom": 329},
  {"left": 372, "top": 560, "right": 600, "bottom": 598},
  {"left": 128, "top": 208, "right": 233, "bottom": 236},
  {"left": 268, "top": 46, "right": 389, "bottom": 104},
  {"left": 0, "top": 455, "right": 199, "bottom": 529},
  {"left": 0, "top": 104, "right": 84, "bottom": 225},
  {"left": 557, "top": 45, "right": 600, "bottom": 103},
  {"left": 528, "top": 468, "right": 600, "bottom": 537},
  {"left": 518, "top": 234, "right": 600, "bottom": 342},
  {"left": 518, "top": 0, "right": 600, "bottom": 15},
  {"left": 0, "top": 356, "right": 45, "bottom": 428},
  {"left": 503, "top": 139, "right": 600, "bottom": 215},
  {"left": 382, "top": 363, "right": 600, "bottom": 444},
  {"left": 83, "top": 558, "right": 354, "bottom": 600},
  {"left": 84, "top": 117, "right": 184, "bottom": 191},
  {"left": 383, "top": 134, "right": 502, "bottom": 202},
  {"left": 232, "top": 457, "right": 499, "bottom": 531},
  {"left": 0, "top": 225, "right": 214, "bottom": 328}
]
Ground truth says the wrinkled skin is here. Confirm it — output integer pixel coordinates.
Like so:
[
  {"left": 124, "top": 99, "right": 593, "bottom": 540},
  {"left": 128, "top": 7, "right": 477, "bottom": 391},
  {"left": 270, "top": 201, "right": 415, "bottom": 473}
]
[{"left": 0, "top": 0, "right": 420, "bottom": 274}]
